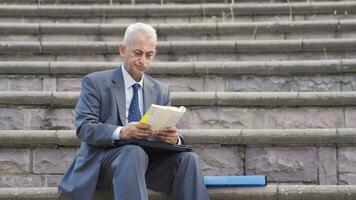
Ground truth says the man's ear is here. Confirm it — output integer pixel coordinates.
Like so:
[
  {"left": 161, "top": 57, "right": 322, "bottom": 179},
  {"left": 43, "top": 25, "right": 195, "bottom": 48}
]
[{"left": 119, "top": 44, "right": 126, "bottom": 57}]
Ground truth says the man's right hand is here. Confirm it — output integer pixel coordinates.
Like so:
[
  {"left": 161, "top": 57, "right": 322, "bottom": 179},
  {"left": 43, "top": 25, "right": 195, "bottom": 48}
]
[{"left": 119, "top": 122, "right": 153, "bottom": 140}]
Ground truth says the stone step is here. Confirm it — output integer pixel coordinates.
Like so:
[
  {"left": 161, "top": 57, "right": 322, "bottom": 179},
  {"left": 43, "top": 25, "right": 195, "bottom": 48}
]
[
  {"left": 1, "top": 128, "right": 355, "bottom": 147},
  {"left": 0, "top": 2, "right": 355, "bottom": 18},
  {"left": 1, "top": 91, "right": 356, "bottom": 107},
  {"left": 1, "top": 59, "right": 356, "bottom": 75},
  {"left": 1, "top": 60, "right": 356, "bottom": 93},
  {"left": 1, "top": 20, "right": 356, "bottom": 41},
  {"left": 0, "top": 91, "right": 355, "bottom": 130},
  {"left": 0, "top": 129, "right": 355, "bottom": 186},
  {"left": 1, "top": 2, "right": 354, "bottom": 23},
  {"left": 2, "top": 60, "right": 356, "bottom": 92},
  {"left": 0, "top": 0, "right": 325, "bottom": 5},
  {"left": 0, "top": 39, "right": 355, "bottom": 62},
  {"left": 1, "top": 186, "right": 355, "bottom": 200}
]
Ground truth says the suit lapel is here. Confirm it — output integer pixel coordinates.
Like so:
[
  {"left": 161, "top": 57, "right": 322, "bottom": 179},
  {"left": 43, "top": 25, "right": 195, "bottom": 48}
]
[
  {"left": 111, "top": 66, "right": 127, "bottom": 126},
  {"left": 143, "top": 76, "right": 158, "bottom": 113}
]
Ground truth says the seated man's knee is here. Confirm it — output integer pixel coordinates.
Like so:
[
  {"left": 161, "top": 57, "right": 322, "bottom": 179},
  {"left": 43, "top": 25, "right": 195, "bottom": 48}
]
[
  {"left": 111, "top": 145, "right": 148, "bottom": 168},
  {"left": 121, "top": 145, "right": 148, "bottom": 159},
  {"left": 179, "top": 152, "right": 200, "bottom": 164}
]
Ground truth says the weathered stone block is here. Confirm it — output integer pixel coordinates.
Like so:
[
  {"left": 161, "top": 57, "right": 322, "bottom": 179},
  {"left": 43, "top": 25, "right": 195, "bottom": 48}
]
[
  {"left": 44, "top": 109, "right": 75, "bottom": 130},
  {"left": 42, "top": 78, "right": 57, "bottom": 91},
  {"left": 305, "top": 14, "right": 339, "bottom": 21},
  {"left": 0, "top": 174, "right": 43, "bottom": 187},
  {"left": 194, "top": 145, "right": 244, "bottom": 176},
  {"left": 46, "top": 175, "right": 64, "bottom": 187},
  {"left": 246, "top": 147, "right": 317, "bottom": 182},
  {"left": 0, "top": 108, "right": 25, "bottom": 130},
  {"left": 56, "top": 55, "right": 107, "bottom": 62},
  {"left": 158, "top": 77, "right": 204, "bottom": 92},
  {"left": 101, "top": 35, "right": 124, "bottom": 42},
  {"left": 338, "top": 147, "right": 356, "bottom": 185},
  {"left": 0, "top": 149, "right": 30, "bottom": 173},
  {"left": 255, "top": 33, "right": 285, "bottom": 40},
  {"left": 104, "top": 17, "right": 137, "bottom": 24},
  {"left": 253, "top": 15, "right": 291, "bottom": 22},
  {"left": 318, "top": 147, "right": 337, "bottom": 185},
  {"left": 204, "top": 77, "right": 226, "bottom": 92},
  {"left": 341, "top": 74, "right": 356, "bottom": 91},
  {"left": 33, "top": 148, "right": 76, "bottom": 174},
  {"left": 8, "top": 77, "right": 42, "bottom": 91},
  {"left": 137, "top": 17, "right": 165, "bottom": 24},
  {"left": 264, "top": 108, "right": 344, "bottom": 128},
  {"left": 165, "top": 17, "right": 190, "bottom": 23},
  {"left": 290, "top": 75, "right": 340, "bottom": 92},
  {"left": 345, "top": 108, "right": 356, "bottom": 128},
  {"left": 57, "top": 78, "right": 82, "bottom": 91},
  {"left": 24, "top": 109, "right": 46, "bottom": 130},
  {"left": 197, "top": 53, "right": 237, "bottom": 62},
  {"left": 0, "top": 34, "right": 39, "bottom": 42},
  {"left": 0, "top": 78, "right": 9, "bottom": 91},
  {"left": 41, "top": 35, "right": 96, "bottom": 42},
  {"left": 227, "top": 76, "right": 289, "bottom": 92},
  {"left": 0, "top": 55, "right": 56, "bottom": 62},
  {"left": 286, "top": 31, "right": 336, "bottom": 40},
  {"left": 166, "top": 35, "right": 207, "bottom": 41},
  {"left": 339, "top": 174, "right": 356, "bottom": 185},
  {"left": 214, "top": 34, "right": 251, "bottom": 41},
  {"left": 188, "top": 107, "right": 253, "bottom": 129}
]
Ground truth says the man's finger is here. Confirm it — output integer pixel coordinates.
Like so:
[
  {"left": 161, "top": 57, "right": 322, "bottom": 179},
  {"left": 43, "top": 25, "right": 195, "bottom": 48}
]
[{"left": 137, "top": 123, "right": 152, "bottom": 129}]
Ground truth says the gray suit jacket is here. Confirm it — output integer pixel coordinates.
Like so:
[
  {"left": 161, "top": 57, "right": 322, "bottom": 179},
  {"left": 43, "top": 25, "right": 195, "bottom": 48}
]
[{"left": 59, "top": 66, "right": 171, "bottom": 200}]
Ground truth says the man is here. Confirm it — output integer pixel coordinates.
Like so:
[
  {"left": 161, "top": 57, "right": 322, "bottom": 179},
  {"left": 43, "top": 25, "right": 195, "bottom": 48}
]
[{"left": 59, "top": 23, "right": 209, "bottom": 200}]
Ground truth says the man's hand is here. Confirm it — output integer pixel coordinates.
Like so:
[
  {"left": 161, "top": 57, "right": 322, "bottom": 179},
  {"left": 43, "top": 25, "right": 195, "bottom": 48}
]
[
  {"left": 155, "top": 127, "right": 179, "bottom": 144},
  {"left": 120, "top": 122, "right": 153, "bottom": 140}
]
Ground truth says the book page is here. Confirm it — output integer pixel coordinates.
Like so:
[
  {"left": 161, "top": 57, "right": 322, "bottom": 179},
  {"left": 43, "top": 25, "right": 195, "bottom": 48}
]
[{"left": 140, "top": 104, "right": 186, "bottom": 130}]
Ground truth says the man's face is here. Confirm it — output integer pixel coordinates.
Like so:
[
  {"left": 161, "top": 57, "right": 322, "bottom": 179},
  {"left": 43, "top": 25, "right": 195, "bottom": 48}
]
[{"left": 119, "top": 33, "right": 157, "bottom": 82}]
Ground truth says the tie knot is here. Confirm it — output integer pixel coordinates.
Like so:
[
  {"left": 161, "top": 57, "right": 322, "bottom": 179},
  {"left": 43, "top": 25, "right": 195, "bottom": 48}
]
[{"left": 132, "top": 83, "right": 140, "bottom": 92}]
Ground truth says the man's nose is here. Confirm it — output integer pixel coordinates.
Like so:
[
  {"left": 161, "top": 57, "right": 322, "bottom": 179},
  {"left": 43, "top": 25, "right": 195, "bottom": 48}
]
[{"left": 137, "top": 54, "right": 148, "bottom": 66}]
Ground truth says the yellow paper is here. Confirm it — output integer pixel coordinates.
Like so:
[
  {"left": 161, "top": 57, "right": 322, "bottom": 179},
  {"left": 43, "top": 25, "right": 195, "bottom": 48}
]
[{"left": 140, "top": 113, "right": 151, "bottom": 124}]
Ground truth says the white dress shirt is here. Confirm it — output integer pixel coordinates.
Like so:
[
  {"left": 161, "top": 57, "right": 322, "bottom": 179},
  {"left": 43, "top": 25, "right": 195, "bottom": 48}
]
[{"left": 111, "top": 65, "right": 181, "bottom": 145}]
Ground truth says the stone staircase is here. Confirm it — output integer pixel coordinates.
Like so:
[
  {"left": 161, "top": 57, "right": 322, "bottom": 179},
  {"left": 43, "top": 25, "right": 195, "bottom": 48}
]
[{"left": 1, "top": 0, "right": 356, "bottom": 199}]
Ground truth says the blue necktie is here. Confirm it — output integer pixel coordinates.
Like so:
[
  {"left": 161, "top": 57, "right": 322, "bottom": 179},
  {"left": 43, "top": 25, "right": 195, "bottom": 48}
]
[{"left": 128, "top": 83, "right": 141, "bottom": 123}]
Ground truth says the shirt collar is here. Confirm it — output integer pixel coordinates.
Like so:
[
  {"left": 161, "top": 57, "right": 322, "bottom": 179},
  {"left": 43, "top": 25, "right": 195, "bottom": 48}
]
[{"left": 121, "top": 64, "right": 144, "bottom": 89}]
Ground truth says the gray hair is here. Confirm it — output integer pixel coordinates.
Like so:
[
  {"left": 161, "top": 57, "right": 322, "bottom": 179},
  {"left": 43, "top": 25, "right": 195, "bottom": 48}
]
[{"left": 123, "top": 23, "right": 157, "bottom": 46}]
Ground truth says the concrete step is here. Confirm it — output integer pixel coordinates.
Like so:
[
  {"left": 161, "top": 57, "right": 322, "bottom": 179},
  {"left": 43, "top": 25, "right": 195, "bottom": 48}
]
[
  {"left": 1, "top": 60, "right": 356, "bottom": 92},
  {"left": 0, "top": 39, "right": 355, "bottom": 62},
  {"left": 1, "top": 20, "right": 356, "bottom": 41},
  {"left": 1, "top": 186, "right": 355, "bottom": 200},
  {"left": 0, "top": 129, "right": 355, "bottom": 186},
  {"left": 0, "top": 91, "right": 355, "bottom": 130}
]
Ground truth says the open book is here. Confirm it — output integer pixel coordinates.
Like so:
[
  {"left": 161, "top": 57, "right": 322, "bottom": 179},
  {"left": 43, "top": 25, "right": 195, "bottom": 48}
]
[{"left": 140, "top": 104, "right": 186, "bottom": 131}]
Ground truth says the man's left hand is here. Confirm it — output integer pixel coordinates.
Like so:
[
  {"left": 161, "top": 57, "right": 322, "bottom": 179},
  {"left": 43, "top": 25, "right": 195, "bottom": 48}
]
[{"left": 155, "top": 127, "right": 179, "bottom": 144}]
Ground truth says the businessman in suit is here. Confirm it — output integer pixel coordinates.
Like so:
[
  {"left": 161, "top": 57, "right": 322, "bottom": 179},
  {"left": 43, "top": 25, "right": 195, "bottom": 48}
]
[{"left": 59, "top": 23, "right": 209, "bottom": 200}]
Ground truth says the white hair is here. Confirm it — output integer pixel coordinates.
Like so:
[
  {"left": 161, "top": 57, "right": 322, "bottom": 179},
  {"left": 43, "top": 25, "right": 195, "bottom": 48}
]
[{"left": 123, "top": 23, "right": 157, "bottom": 46}]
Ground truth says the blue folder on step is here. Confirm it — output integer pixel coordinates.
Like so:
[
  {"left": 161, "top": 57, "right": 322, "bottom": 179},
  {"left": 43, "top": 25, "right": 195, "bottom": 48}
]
[{"left": 204, "top": 176, "right": 267, "bottom": 187}]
